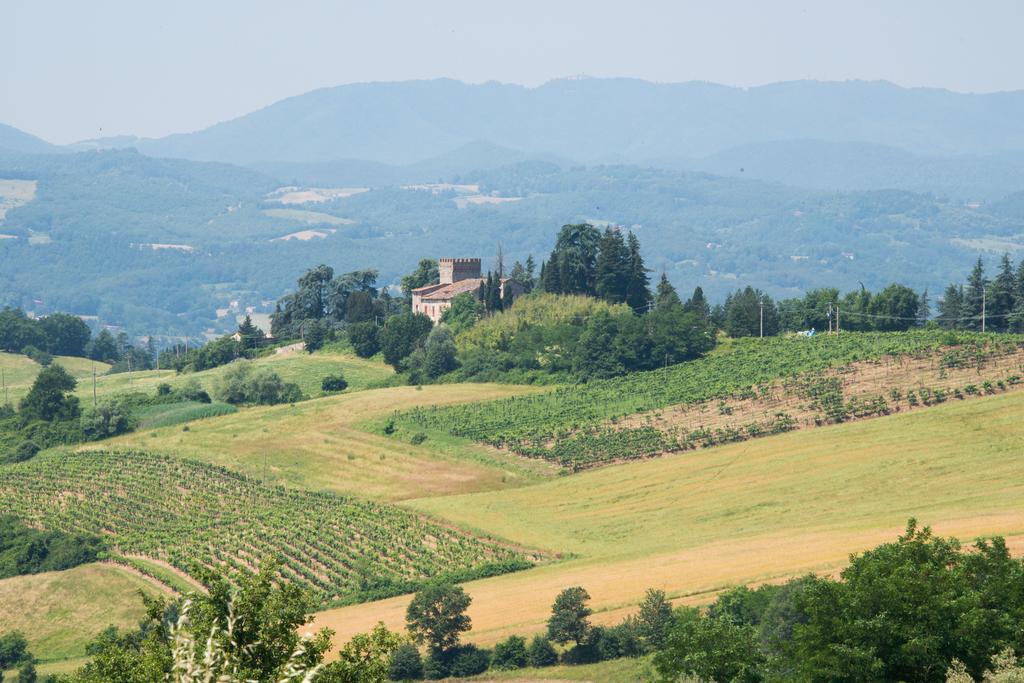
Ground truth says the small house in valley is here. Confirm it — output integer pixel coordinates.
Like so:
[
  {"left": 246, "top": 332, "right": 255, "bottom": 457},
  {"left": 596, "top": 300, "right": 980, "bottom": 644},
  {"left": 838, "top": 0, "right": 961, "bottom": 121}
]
[{"left": 412, "top": 258, "right": 522, "bottom": 323}]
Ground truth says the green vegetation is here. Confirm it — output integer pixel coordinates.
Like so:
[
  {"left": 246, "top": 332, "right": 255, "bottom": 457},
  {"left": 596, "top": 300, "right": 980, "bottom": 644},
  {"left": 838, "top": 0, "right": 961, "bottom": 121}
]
[
  {"left": 0, "top": 516, "right": 104, "bottom": 579},
  {"left": 651, "top": 522, "right": 1024, "bottom": 683},
  {"left": 397, "top": 330, "right": 1024, "bottom": 469},
  {"left": 132, "top": 400, "right": 237, "bottom": 430},
  {"left": 0, "top": 450, "right": 535, "bottom": 606}
]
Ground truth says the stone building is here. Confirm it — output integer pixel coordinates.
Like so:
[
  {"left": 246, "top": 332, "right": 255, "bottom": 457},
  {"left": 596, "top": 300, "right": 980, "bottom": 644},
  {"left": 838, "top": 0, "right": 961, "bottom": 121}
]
[{"left": 411, "top": 257, "right": 522, "bottom": 323}]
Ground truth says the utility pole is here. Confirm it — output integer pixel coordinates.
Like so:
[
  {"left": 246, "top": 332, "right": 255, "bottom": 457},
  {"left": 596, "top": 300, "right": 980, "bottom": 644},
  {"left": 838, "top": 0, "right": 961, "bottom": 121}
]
[
  {"left": 827, "top": 303, "right": 833, "bottom": 334},
  {"left": 982, "top": 288, "right": 986, "bottom": 333},
  {"left": 759, "top": 300, "right": 764, "bottom": 338},
  {"left": 836, "top": 304, "right": 840, "bottom": 334}
]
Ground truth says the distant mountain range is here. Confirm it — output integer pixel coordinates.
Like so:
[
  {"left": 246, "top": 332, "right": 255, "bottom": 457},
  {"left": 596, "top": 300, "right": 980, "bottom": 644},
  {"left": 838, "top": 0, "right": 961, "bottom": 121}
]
[
  {"left": 63, "top": 78, "right": 1024, "bottom": 165},
  {"left": 2, "top": 77, "right": 1024, "bottom": 336}
]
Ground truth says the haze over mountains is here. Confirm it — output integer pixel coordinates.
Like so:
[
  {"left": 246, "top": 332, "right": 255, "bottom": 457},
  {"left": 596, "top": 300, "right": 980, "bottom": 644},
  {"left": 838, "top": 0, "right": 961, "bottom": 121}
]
[{"left": 1, "top": 77, "right": 1023, "bottom": 336}]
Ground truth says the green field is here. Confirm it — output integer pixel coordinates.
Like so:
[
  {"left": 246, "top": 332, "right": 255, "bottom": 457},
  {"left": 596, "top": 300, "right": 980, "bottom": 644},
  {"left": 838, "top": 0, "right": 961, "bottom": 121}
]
[
  {"left": 2, "top": 347, "right": 394, "bottom": 410},
  {"left": 0, "top": 449, "right": 537, "bottom": 606},
  {"left": 0, "top": 352, "right": 110, "bottom": 405},
  {"left": 314, "top": 389, "right": 1024, "bottom": 646},
  {"left": 0, "top": 563, "right": 160, "bottom": 665}
]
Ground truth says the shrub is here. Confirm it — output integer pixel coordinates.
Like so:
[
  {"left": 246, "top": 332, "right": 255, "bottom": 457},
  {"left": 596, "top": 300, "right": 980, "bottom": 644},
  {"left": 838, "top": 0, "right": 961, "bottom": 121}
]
[
  {"left": 491, "top": 635, "right": 528, "bottom": 670},
  {"left": 11, "top": 441, "right": 40, "bottom": 463},
  {"left": 410, "top": 432, "right": 427, "bottom": 445},
  {"left": 176, "top": 378, "right": 211, "bottom": 403},
  {"left": 388, "top": 642, "right": 423, "bottom": 681},
  {"left": 321, "top": 374, "right": 348, "bottom": 393},
  {"left": 348, "top": 322, "right": 381, "bottom": 358},
  {"left": 21, "top": 345, "right": 52, "bottom": 366},
  {"left": 527, "top": 635, "right": 558, "bottom": 667},
  {"left": 0, "top": 630, "right": 31, "bottom": 669},
  {"left": 156, "top": 383, "right": 173, "bottom": 396},
  {"left": 448, "top": 644, "right": 490, "bottom": 677},
  {"left": 213, "top": 361, "right": 303, "bottom": 405}
]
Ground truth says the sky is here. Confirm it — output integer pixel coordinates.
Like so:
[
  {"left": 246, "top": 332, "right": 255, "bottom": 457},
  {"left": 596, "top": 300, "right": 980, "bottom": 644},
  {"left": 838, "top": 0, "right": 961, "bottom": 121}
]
[{"left": 4, "top": 0, "right": 1024, "bottom": 144}]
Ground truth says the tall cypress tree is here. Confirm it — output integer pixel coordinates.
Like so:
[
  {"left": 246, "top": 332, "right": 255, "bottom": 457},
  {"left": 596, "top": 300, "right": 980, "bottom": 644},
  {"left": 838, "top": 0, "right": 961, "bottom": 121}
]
[
  {"left": 625, "top": 232, "right": 652, "bottom": 310},
  {"left": 917, "top": 289, "right": 931, "bottom": 327},
  {"left": 961, "top": 257, "right": 987, "bottom": 331},
  {"left": 1010, "top": 258, "right": 1024, "bottom": 333},
  {"left": 938, "top": 284, "right": 964, "bottom": 329},
  {"left": 485, "top": 271, "right": 502, "bottom": 312},
  {"left": 594, "top": 228, "right": 630, "bottom": 303},
  {"left": 988, "top": 253, "right": 1016, "bottom": 332},
  {"left": 684, "top": 287, "right": 711, "bottom": 321},
  {"left": 654, "top": 273, "right": 682, "bottom": 310}
]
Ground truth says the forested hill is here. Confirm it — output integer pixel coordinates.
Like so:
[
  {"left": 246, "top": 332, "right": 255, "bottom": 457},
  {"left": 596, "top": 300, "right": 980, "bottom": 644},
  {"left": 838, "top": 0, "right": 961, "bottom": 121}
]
[
  {"left": 1, "top": 144, "right": 1023, "bottom": 336},
  {"left": 87, "top": 79, "right": 1024, "bottom": 165}
]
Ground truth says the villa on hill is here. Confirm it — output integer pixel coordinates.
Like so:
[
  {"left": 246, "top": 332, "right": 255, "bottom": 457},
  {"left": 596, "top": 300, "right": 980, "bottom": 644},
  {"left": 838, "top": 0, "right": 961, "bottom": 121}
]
[{"left": 412, "top": 258, "right": 522, "bottom": 323}]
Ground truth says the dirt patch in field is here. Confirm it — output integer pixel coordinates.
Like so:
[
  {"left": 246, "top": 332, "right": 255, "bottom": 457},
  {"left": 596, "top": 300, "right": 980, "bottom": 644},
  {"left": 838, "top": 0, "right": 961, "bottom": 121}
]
[
  {"left": 453, "top": 195, "right": 522, "bottom": 209},
  {"left": 269, "top": 187, "right": 369, "bottom": 204}
]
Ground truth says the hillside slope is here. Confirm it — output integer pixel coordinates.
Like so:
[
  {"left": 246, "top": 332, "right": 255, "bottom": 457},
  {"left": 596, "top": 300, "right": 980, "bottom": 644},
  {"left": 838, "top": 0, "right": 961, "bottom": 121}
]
[{"left": 316, "top": 389, "right": 1024, "bottom": 645}]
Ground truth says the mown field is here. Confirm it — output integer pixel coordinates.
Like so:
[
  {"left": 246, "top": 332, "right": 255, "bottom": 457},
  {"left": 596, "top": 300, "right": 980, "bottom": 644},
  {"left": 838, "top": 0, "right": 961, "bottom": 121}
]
[
  {"left": 103, "top": 383, "right": 551, "bottom": 501},
  {"left": 0, "top": 563, "right": 161, "bottom": 667},
  {"left": 312, "top": 389, "right": 1024, "bottom": 646},
  {"left": 0, "top": 450, "right": 541, "bottom": 606}
]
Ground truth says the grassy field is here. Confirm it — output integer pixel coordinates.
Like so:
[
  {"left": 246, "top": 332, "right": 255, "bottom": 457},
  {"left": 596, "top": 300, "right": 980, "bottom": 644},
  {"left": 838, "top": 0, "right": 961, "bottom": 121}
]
[
  {"left": 460, "top": 656, "right": 654, "bottom": 681},
  {"left": 0, "top": 563, "right": 161, "bottom": 665},
  {"left": 0, "top": 352, "right": 109, "bottom": 405},
  {"left": 2, "top": 347, "right": 393, "bottom": 409},
  {"left": 312, "top": 389, "right": 1024, "bottom": 646},
  {"left": 81, "top": 348, "right": 395, "bottom": 402},
  {"left": 103, "top": 383, "right": 552, "bottom": 501}
]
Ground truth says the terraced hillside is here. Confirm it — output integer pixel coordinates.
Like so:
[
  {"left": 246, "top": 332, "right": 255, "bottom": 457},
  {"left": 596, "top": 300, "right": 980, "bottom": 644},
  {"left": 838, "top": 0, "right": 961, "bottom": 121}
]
[
  {"left": 0, "top": 450, "right": 541, "bottom": 606},
  {"left": 397, "top": 331, "right": 1024, "bottom": 469}
]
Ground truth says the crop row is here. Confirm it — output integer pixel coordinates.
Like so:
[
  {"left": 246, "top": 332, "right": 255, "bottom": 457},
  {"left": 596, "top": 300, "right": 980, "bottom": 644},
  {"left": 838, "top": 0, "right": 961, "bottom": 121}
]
[
  {"left": 397, "top": 331, "right": 1024, "bottom": 469},
  {"left": 0, "top": 449, "right": 535, "bottom": 604}
]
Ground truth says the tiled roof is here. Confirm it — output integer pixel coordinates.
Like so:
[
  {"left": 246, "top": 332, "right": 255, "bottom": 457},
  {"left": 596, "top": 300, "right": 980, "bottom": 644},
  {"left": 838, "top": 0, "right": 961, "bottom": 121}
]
[{"left": 413, "top": 277, "right": 512, "bottom": 301}]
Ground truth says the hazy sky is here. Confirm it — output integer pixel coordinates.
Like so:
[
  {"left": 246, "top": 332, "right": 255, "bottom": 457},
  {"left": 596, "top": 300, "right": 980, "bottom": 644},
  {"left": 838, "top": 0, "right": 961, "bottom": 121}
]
[{"left": 5, "top": 0, "right": 1024, "bottom": 144}]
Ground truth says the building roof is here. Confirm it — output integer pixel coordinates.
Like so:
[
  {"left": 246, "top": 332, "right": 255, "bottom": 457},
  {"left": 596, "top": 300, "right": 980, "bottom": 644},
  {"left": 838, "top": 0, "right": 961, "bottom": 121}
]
[{"left": 412, "top": 277, "right": 511, "bottom": 302}]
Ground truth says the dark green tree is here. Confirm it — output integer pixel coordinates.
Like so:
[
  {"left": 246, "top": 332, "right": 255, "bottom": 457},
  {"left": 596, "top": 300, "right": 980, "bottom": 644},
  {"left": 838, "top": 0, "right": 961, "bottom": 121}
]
[
  {"left": 636, "top": 588, "right": 675, "bottom": 651},
  {"left": 868, "top": 283, "right": 920, "bottom": 332},
  {"left": 654, "top": 274, "right": 682, "bottom": 310},
  {"left": 1011, "top": 258, "right": 1024, "bottom": 333},
  {"left": 423, "top": 325, "right": 458, "bottom": 378},
  {"left": 405, "top": 583, "right": 472, "bottom": 655},
  {"left": 347, "top": 321, "right": 380, "bottom": 358},
  {"left": 491, "top": 635, "right": 528, "bottom": 670},
  {"left": 624, "top": 231, "right": 652, "bottom": 310},
  {"left": 683, "top": 286, "right": 711, "bottom": 322},
  {"left": 653, "top": 609, "right": 764, "bottom": 683},
  {"left": 345, "top": 290, "right": 377, "bottom": 324},
  {"left": 988, "top": 253, "right": 1016, "bottom": 332},
  {"left": 545, "top": 224, "right": 601, "bottom": 295},
  {"left": 387, "top": 642, "right": 423, "bottom": 680},
  {"left": 961, "top": 257, "right": 987, "bottom": 331},
  {"left": 724, "top": 287, "right": 779, "bottom": 338},
  {"left": 88, "top": 329, "right": 119, "bottom": 363},
  {"left": 917, "top": 289, "right": 931, "bottom": 326},
  {"left": 594, "top": 228, "right": 631, "bottom": 304},
  {"left": 440, "top": 292, "right": 483, "bottom": 335},
  {"left": 19, "top": 364, "right": 79, "bottom": 423},
  {"left": 380, "top": 313, "right": 432, "bottom": 370},
  {"left": 526, "top": 636, "right": 557, "bottom": 667},
  {"left": 39, "top": 313, "right": 91, "bottom": 357},
  {"left": 547, "top": 586, "right": 592, "bottom": 646},
  {"left": 302, "top": 319, "right": 330, "bottom": 353},
  {"left": 938, "top": 284, "right": 965, "bottom": 329},
  {"left": 400, "top": 259, "right": 440, "bottom": 299}
]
